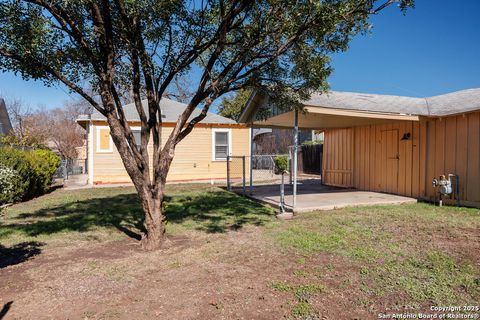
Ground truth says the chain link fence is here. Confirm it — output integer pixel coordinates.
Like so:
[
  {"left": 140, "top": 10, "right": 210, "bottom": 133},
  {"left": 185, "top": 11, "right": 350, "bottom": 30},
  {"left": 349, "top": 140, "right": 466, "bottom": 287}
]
[
  {"left": 227, "top": 148, "right": 323, "bottom": 195},
  {"left": 53, "top": 159, "right": 85, "bottom": 180},
  {"left": 251, "top": 154, "right": 291, "bottom": 185},
  {"left": 227, "top": 154, "right": 291, "bottom": 194}
]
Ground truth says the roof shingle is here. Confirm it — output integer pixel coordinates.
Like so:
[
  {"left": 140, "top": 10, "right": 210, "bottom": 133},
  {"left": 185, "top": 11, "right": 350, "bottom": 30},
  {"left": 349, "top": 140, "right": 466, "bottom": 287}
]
[
  {"left": 77, "top": 98, "right": 237, "bottom": 124},
  {"left": 305, "top": 88, "right": 480, "bottom": 116}
]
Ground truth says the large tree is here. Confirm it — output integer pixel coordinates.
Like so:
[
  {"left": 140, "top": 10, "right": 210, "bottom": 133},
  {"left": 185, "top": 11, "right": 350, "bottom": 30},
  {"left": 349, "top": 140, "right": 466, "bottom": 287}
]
[
  {"left": 218, "top": 88, "right": 251, "bottom": 121},
  {"left": 0, "top": 0, "right": 413, "bottom": 250}
]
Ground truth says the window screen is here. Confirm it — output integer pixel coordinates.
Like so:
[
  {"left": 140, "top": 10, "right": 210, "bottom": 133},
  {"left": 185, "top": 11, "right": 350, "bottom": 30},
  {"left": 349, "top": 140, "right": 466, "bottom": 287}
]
[
  {"left": 215, "top": 131, "right": 229, "bottom": 160},
  {"left": 132, "top": 130, "right": 142, "bottom": 149}
]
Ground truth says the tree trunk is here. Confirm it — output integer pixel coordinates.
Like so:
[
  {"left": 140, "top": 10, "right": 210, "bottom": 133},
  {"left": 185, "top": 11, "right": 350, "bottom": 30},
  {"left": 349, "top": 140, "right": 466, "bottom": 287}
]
[{"left": 139, "top": 190, "right": 166, "bottom": 251}]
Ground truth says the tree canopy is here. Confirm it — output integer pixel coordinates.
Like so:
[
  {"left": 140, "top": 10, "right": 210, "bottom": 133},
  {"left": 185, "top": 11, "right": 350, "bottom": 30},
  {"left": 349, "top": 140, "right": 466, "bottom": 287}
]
[
  {"left": 0, "top": 0, "right": 414, "bottom": 250},
  {"left": 218, "top": 89, "right": 251, "bottom": 121}
]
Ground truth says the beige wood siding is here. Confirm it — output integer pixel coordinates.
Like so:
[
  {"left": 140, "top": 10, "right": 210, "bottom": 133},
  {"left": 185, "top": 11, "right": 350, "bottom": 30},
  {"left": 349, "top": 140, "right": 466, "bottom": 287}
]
[
  {"left": 323, "top": 112, "right": 480, "bottom": 207},
  {"left": 92, "top": 124, "right": 250, "bottom": 184}
]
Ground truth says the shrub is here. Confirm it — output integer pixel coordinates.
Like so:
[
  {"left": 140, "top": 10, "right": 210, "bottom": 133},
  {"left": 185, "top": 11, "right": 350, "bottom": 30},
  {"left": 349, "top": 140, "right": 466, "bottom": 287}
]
[
  {"left": 26, "top": 149, "right": 61, "bottom": 194},
  {"left": 0, "top": 147, "right": 60, "bottom": 204},
  {"left": 301, "top": 140, "right": 323, "bottom": 145},
  {"left": 0, "top": 164, "right": 23, "bottom": 204},
  {"left": 274, "top": 155, "right": 289, "bottom": 174},
  {"left": 0, "top": 147, "right": 33, "bottom": 200}
]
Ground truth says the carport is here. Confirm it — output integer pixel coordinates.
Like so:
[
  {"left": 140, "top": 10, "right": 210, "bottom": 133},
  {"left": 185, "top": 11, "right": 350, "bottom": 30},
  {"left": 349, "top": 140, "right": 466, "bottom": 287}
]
[{"left": 238, "top": 90, "right": 420, "bottom": 212}]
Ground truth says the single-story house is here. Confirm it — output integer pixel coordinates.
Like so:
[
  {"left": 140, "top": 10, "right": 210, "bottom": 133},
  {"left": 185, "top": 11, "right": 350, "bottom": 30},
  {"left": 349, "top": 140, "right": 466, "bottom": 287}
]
[
  {"left": 240, "top": 88, "right": 480, "bottom": 208},
  {"left": 0, "top": 98, "right": 13, "bottom": 136},
  {"left": 77, "top": 98, "right": 250, "bottom": 185}
]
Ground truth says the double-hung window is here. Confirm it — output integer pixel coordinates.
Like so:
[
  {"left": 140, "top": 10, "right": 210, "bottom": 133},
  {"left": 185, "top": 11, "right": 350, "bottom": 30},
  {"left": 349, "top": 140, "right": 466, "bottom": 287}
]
[
  {"left": 132, "top": 129, "right": 142, "bottom": 150},
  {"left": 213, "top": 129, "right": 231, "bottom": 160}
]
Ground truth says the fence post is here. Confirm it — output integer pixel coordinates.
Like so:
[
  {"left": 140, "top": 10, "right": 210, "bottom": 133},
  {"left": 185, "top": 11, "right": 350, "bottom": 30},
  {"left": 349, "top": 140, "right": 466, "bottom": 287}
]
[
  {"left": 242, "top": 156, "right": 246, "bottom": 196},
  {"left": 64, "top": 163, "right": 68, "bottom": 180},
  {"left": 289, "top": 148, "right": 293, "bottom": 185},
  {"left": 227, "top": 155, "right": 231, "bottom": 191}
]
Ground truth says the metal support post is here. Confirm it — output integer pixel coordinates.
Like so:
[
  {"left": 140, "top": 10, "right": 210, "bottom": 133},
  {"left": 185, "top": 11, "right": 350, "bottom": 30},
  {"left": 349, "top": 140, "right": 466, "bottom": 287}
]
[
  {"left": 249, "top": 126, "right": 254, "bottom": 194},
  {"left": 242, "top": 156, "right": 246, "bottom": 196},
  {"left": 293, "top": 109, "right": 299, "bottom": 211},
  {"left": 227, "top": 155, "right": 231, "bottom": 191},
  {"left": 279, "top": 173, "right": 285, "bottom": 213}
]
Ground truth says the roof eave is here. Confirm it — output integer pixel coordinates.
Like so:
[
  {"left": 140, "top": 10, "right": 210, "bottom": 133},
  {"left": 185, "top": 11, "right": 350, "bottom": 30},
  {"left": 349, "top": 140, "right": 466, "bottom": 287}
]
[{"left": 238, "top": 90, "right": 268, "bottom": 124}]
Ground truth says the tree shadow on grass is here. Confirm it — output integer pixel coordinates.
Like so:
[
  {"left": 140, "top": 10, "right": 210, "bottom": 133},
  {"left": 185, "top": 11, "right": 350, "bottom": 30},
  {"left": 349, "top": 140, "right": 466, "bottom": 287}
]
[
  {"left": 165, "top": 191, "right": 274, "bottom": 233},
  {"left": 1, "top": 190, "right": 274, "bottom": 243},
  {"left": 8, "top": 193, "right": 145, "bottom": 240},
  {"left": 0, "top": 242, "right": 43, "bottom": 268}
]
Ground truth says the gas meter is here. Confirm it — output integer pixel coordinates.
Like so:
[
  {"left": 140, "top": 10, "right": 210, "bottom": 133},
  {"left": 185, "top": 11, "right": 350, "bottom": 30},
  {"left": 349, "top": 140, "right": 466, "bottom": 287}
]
[{"left": 432, "top": 175, "right": 452, "bottom": 195}]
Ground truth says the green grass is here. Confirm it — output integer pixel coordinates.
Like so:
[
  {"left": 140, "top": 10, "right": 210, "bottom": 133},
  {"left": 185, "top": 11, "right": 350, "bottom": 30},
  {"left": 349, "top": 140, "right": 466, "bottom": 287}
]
[
  {"left": 1, "top": 185, "right": 479, "bottom": 313},
  {"left": 0, "top": 184, "right": 274, "bottom": 246},
  {"left": 272, "top": 203, "right": 480, "bottom": 307},
  {"left": 271, "top": 280, "right": 323, "bottom": 318},
  {"left": 291, "top": 301, "right": 317, "bottom": 319}
]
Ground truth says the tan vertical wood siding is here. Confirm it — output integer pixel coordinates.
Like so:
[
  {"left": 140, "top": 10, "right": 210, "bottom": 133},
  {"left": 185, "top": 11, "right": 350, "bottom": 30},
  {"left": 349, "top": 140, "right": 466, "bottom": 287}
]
[
  {"left": 322, "top": 128, "right": 353, "bottom": 187},
  {"left": 323, "top": 111, "right": 480, "bottom": 207}
]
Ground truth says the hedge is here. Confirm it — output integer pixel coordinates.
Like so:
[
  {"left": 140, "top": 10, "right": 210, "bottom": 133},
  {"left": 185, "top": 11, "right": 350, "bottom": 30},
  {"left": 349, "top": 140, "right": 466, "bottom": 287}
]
[{"left": 0, "top": 147, "right": 60, "bottom": 205}]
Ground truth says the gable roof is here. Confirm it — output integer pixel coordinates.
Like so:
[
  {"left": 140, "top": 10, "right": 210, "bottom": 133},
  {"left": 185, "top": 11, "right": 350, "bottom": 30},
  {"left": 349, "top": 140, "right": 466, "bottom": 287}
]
[
  {"left": 239, "top": 88, "right": 480, "bottom": 123},
  {"left": 0, "top": 98, "right": 13, "bottom": 135},
  {"left": 77, "top": 97, "right": 237, "bottom": 124}
]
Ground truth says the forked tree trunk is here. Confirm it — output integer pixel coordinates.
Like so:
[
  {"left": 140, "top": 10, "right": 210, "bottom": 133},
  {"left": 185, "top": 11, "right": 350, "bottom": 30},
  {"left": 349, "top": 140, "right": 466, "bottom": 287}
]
[
  {"left": 139, "top": 189, "right": 166, "bottom": 251},
  {"left": 105, "top": 100, "right": 175, "bottom": 251}
]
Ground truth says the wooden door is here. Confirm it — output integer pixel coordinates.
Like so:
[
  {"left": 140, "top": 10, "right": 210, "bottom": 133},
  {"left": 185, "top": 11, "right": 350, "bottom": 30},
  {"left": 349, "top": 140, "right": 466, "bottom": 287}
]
[{"left": 381, "top": 129, "right": 399, "bottom": 193}]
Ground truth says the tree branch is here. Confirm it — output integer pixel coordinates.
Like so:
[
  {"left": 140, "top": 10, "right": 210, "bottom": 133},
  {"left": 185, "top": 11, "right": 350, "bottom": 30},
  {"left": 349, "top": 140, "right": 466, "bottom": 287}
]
[{"left": 0, "top": 48, "right": 103, "bottom": 114}]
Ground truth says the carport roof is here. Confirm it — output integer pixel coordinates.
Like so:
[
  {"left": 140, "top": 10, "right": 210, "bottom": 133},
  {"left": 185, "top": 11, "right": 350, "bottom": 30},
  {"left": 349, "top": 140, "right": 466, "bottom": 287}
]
[
  {"left": 239, "top": 88, "right": 480, "bottom": 129},
  {"left": 305, "top": 88, "right": 480, "bottom": 117}
]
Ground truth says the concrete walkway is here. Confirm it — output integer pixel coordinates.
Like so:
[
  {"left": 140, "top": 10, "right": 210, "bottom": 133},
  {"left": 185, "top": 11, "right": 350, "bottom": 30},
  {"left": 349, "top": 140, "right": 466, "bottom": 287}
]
[
  {"left": 234, "top": 183, "right": 416, "bottom": 213},
  {"left": 62, "top": 174, "right": 90, "bottom": 190}
]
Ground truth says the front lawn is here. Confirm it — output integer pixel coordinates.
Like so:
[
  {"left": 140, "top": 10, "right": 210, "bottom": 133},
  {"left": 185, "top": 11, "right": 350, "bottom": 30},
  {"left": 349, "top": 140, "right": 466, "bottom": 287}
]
[{"left": 0, "top": 185, "right": 478, "bottom": 319}]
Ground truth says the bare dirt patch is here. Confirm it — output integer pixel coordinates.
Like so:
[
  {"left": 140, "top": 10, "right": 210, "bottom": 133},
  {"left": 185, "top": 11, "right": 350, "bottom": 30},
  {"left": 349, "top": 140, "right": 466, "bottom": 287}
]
[
  {"left": 0, "top": 227, "right": 374, "bottom": 320},
  {"left": 1, "top": 187, "right": 478, "bottom": 319}
]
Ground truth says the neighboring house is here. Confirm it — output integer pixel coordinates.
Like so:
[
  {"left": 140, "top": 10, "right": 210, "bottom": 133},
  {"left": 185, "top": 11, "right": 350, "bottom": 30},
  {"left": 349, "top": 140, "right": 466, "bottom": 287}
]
[
  {"left": 240, "top": 88, "right": 480, "bottom": 208},
  {"left": 0, "top": 98, "right": 13, "bottom": 136},
  {"left": 77, "top": 98, "right": 249, "bottom": 185},
  {"left": 252, "top": 128, "right": 319, "bottom": 154}
]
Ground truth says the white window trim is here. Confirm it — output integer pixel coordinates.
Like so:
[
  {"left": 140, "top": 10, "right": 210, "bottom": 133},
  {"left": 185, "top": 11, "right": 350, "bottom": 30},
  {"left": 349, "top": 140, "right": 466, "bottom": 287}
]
[
  {"left": 96, "top": 126, "right": 113, "bottom": 153},
  {"left": 212, "top": 128, "right": 232, "bottom": 161}
]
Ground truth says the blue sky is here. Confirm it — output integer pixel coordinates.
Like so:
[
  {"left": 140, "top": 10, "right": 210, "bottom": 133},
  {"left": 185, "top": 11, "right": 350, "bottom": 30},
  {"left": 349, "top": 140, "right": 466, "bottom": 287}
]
[
  {"left": 0, "top": 0, "right": 479, "bottom": 109},
  {"left": 328, "top": 0, "right": 480, "bottom": 97}
]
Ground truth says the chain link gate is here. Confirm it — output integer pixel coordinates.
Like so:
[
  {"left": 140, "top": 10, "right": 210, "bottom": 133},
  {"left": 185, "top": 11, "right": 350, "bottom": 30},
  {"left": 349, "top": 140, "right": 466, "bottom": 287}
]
[{"left": 226, "top": 156, "right": 247, "bottom": 194}]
